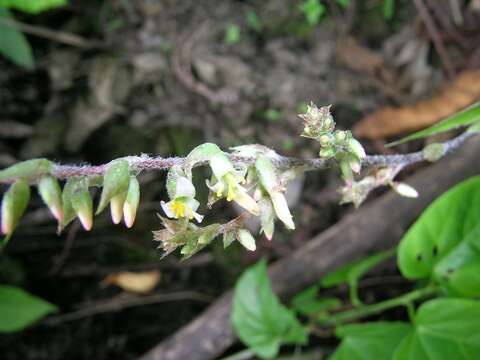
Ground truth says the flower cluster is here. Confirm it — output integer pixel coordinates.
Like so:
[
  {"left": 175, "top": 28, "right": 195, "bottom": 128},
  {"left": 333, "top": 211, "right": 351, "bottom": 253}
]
[{"left": 154, "top": 143, "right": 298, "bottom": 258}]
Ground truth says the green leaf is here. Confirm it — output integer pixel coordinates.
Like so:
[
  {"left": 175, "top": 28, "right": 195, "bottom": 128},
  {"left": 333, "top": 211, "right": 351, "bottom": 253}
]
[
  {"left": 393, "top": 298, "right": 480, "bottom": 360},
  {"left": 300, "top": 0, "right": 326, "bottom": 26},
  {"left": 225, "top": 24, "right": 241, "bottom": 45},
  {"left": 389, "top": 102, "right": 480, "bottom": 146},
  {"left": 321, "top": 250, "right": 394, "bottom": 305},
  {"left": 330, "top": 322, "right": 411, "bottom": 360},
  {"left": 335, "top": 0, "right": 350, "bottom": 8},
  {"left": 291, "top": 285, "right": 341, "bottom": 316},
  {"left": 432, "top": 222, "right": 480, "bottom": 297},
  {"left": 232, "top": 259, "right": 308, "bottom": 359},
  {"left": 96, "top": 160, "right": 130, "bottom": 214},
  {"left": 0, "top": 0, "right": 66, "bottom": 14},
  {"left": 383, "top": 0, "right": 395, "bottom": 20},
  {"left": 398, "top": 176, "right": 480, "bottom": 280},
  {"left": 0, "top": 8, "right": 34, "bottom": 69},
  {"left": 246, "top": 10, "right": 262, "bottom": 33},
  {"left": 0, "top": 285, "right": 56, "bottom": 332}
]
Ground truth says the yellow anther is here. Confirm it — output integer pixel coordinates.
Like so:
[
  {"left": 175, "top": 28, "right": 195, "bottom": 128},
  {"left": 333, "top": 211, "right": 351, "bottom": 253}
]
[{"left": 171, "top": 200, "right": 186, "bottom": 218}]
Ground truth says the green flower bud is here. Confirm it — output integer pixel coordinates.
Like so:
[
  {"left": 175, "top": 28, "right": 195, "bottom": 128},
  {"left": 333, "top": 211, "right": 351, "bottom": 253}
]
[
  {"left": 347, "top": 138, "right": 366, "bottom": 159},
  {"left": 1, "top": 179, "right": 30, "bottom": 240},
  {"left": 123, "top": 177, "right": 140, "bottom": 228},
  {"left": 97, "top": 160, "right": 130, "bottom": 215},
  {"left": 334, "top": 130, "right": 347, "bottom": 142},
  {"left": 110, "top": 193, "right": 126, "bottom": 225},
  {"left": 38, "top": 176, "right": 63, "bottom": 222},
  {"left": 319, "top": 147, "right": 335, "bottom": 158},
  {"left": 236, "top": 228, "right": 256, "bottom": 251},
  {"left": 423, "top": 143, "right": 445, "bottom": 162},
  {"left": 71, "top": 187, "right": 93, "bottom": 231}
]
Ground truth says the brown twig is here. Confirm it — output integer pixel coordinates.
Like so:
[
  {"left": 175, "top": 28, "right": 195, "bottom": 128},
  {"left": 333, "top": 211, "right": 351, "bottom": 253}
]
[
  {"left": 0, "top": 17, "right": 106, "bottom": 49},
  {"left": 171, "top": 22, "right": 239, "bottom": 104},
  {"left": 44, "top": 291, "right": 214, "bottom": 326}
]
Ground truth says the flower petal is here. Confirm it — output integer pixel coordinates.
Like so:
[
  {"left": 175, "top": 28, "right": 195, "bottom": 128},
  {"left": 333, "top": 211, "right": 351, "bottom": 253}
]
[
  {"left": 234, "top": 188, "right": 260, "bottom": 216},
  {"left": 210, "top": 153, "right": 234, "bottom": 179},
  {"left": 175, "top": 177, "right": 196, "bottom": 198},
  {"left": 161, "top": 200, "right": 175, "bottom": 218},
  {"left": 270, "top": 192, "right": 295, "bottom": 229}
]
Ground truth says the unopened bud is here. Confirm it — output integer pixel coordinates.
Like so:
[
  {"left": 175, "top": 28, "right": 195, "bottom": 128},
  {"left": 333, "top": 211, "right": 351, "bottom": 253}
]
[
  {"left": 319, "top": 135, "right": 331, "bottom": 146},
  {"left": 123, "top": 177, "right": 140, "bottom": 228},
  {"left": 334, "top": 130, "right": 347, "bottom": 142},
  {"left": 71, "top": 189, "right": 93, "bottom": 231},
  {"left": 391, "top": 182, "right": 419, "bottom": 198},
  {"left": 423, "top": 143, "right": 445, "bottom": 162},
  {"left": 38, "top": 176, "right": 63, "bottom": 222},
  {"left": 348, "top": 138, "right": 366, "bottom": 159},
  {"left": 97, "top": 160, "right": 130, "bottom": 215},
  {"left": 349, "top": 159, "right": 361, "bottom": 174},
  {"left": 236, "top": 228, "right": 256, "bottom": 251},
  {"left": 110, "top": 193, "right": 126, "bottom": 224},
  {"left": 319, "top": 147, "right": 335, "bottom": 158},
  {"left": 1, "top": 179, "right": 30, "bottom": 238}
]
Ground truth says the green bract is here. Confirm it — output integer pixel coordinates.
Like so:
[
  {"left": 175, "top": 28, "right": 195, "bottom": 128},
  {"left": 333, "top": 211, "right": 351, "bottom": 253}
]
[
  {"left": 96, "top": 160, "right": 130, "bottom": 214},
  {"left": 0, "top": 159, "right": 52, "bottom": 183}
]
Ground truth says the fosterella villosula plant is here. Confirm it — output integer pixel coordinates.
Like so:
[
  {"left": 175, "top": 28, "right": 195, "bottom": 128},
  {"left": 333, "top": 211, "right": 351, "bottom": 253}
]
[{"left": 0, "top": 103, "right": 476, "bottom": 255}]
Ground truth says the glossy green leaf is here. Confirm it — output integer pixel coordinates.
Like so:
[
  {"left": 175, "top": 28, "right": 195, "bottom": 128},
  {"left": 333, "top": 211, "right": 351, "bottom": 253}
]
[
  {"left": 389, "top": 102, "right": 480, "bottom": 146},
  {"left": 398, "top": 176, "right": 480, "bottom": 280},
  {"left": 330, "top": 322, "right": 411, "bottom": 360},
  {"left": 0, "top": 8, "right": 34, "bottom": 69},
  {"left": 232, "top": 259, "right": 307, "bottom": 359},
  {"left": 321, "top": 250, "right": 394, "bottom": 305},
  {"left": 291, "top": 285, "right": 341, "bottom": 316},
  {"left": 0, "top": 0, "right": 66, "bottom": 14},
  {"left": 393, "top": 298, "right": 480, "bottom": 360},
  {"left": 0, "top": 285, "right": 56, "bottom": 332},
  {"left": 97, "top": 160, "right": 130, "bottom": 214},
  {"left": 432, "top": 222, "right": 480, "bottom": 297}
]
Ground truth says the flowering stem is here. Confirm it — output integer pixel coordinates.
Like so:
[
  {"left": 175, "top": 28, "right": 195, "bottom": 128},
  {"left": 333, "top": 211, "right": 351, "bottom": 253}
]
[{"left": 0, "top": 132, "right": 475, "bottom": 184}]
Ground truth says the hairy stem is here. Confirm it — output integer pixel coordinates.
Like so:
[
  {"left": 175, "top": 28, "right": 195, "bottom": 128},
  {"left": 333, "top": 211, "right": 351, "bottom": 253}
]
[{"left": 0, "top": 132, "right": 475, "bottom": 184}]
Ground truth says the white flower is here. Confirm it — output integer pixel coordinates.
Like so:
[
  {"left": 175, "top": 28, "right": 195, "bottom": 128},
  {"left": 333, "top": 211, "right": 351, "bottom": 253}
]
[
  {"left": 207, "top": 153, "right": 260, "bottom": 216},
  {"left": 161, "top": 176, "right": 204, "bottom": 222}
]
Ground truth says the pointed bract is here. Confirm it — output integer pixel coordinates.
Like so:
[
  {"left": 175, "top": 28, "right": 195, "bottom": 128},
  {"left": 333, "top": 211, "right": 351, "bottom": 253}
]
[
  {"left": 38, "top": 176, "right": 63, "bottom": 222},
  {"left": 97, "top": 160, "right": 130, "bottom": 215},
  {"left": 237, "top": 229, "right": 256, "bottom": 251}
]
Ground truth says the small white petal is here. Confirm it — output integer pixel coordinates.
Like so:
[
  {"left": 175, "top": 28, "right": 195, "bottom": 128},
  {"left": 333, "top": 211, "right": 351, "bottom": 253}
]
[
  {"left": 192, "top": 211, "right": 204, "bottom": 223},
  {"left": 185, "top": 198, "right": 200, "bottom": 212},
  {"left": 270, "top": 192, "right": 295, "bottom": 230},
  {"left": 233, "top": 188, "right": 260, "bottom": 216},
  {"left": 210, "top": 153, "right": 234, "bottom": 179},
  {"left": 237, "top": 229, "right": 256, "bottom": 251},
  {"left": 161, "top": 200, "right": 175, "bottom": 218},
  {"left": 206, "top": 179, "right": 224, "bottom": 195},
  {"left": 175, "top": 177, "right": 196, "bottom": 198},
  {"left": 348, "top": 139, "right": 366, "bottom": 159},
  {"left": 392, "top": 182, "right": 419, "bottom": 198}
]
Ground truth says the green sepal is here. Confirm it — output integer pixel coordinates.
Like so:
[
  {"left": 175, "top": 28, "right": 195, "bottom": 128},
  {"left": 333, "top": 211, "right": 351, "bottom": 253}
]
[
  {"left": 0, "top": 159, "right": 52, "bottom": 183},
  {"left": 183, "top": 143, "right": 223, "bottom": 179},
  {"left": 96, "top": 160, "right": 130, "bottom": 215}
]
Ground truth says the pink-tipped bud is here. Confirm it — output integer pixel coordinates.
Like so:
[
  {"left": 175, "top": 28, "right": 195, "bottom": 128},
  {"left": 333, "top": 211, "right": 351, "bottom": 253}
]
[
  {"left": 38, "top": 176, "right": 63, "bottom": 222},
  {"left": 349, "top": 159, "right": 361, "bottom": 174},
  {"left": 71, "top": 190, "right": 93, "bottom": 231},
  {"left": 110, "top": 193, "right": 126, "bottom": 225},
  {"left": 237, "top": 229, "right": 256, "bottom": 251},
  {"left": 123, "top": 177, "right": 140, "bottom": 228},
  {"left": 1, "top": 179, "right": 30, "bottom": 237}
]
